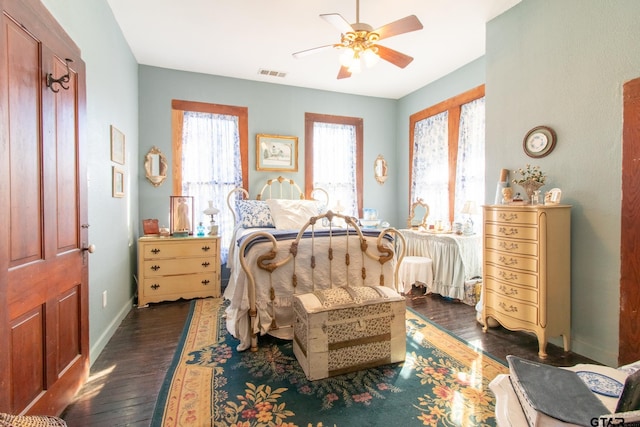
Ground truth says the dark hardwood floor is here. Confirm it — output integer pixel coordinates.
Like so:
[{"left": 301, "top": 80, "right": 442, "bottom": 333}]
[{"left": 61, "top": 292, "right": 597, "bottom": 426}]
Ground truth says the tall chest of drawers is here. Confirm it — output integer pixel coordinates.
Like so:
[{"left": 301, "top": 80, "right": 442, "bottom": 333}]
[
  {"left": 137, "top": 236, "right": 220, "bottom": 307},
  {"left": 482, "top": 205, "right": 571, "bottom": 358}
]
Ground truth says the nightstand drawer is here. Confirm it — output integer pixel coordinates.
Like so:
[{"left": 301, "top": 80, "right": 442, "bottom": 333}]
[
  {"left": 142, "top": 257, "right": 218, "bottom": 277},
  {"left": 141, "top": 239, "right": 217, "bottom": 259},
  {"left": 141, "top": 273, "right": 218, "bottom": 298}
]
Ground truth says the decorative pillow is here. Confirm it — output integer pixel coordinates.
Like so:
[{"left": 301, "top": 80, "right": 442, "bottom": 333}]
[
  {"left": 236, "top": 200, "right": 274, "bottom": 228},
  {"left": 266, "top": 199, "right": 322, "bottom": 230}
]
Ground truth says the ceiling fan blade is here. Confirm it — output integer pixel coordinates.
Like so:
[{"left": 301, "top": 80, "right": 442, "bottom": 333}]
[
  {"left": 373, "top": 15, "right": 423, "bottom": 40},
  {"left": 293, "top": 44, "right": 336, "bottom": 59},
  {"left": 321, "top": 13, "right": 354, "bottom": 34},
  {"left": 337, "top": 66, "right": 352, "bottom": 79},
  {"left": 376, "top": 44, "right": 414, "bottom": 68}
]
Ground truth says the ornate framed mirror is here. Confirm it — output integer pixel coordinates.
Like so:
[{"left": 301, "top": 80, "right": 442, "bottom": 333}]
[
  {"left": 407, "top": 198, "right": 429, "bottom": 229},
  {"left": 374, "top": 154, "right": 388, "bottom": 184},
  {"left": 144, "top": 146, "right": 168, "bottom": 187}
]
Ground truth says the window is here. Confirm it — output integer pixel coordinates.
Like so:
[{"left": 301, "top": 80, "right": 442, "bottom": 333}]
[
  {"left": 304, "top": 113, "right": 363, "bottom": 217},
  {"left": 409, "top": 85, "right": 485, "bottom": 224},
  {"left": 172, "top": 100, "right": 248, "bottom": 262}
]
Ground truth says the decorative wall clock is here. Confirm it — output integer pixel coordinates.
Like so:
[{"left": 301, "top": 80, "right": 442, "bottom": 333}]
[{"left": 523, "top": 125, "right": 556, "bottom": 158}]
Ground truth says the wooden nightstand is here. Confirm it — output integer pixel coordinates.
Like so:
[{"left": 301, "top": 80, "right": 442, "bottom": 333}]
[{"left": 137, "top": 235, "right": 220, "bottom": 307}]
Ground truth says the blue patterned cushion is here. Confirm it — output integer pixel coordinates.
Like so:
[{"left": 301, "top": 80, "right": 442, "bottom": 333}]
[{"left": 236, "top": 200, "right": 274, "bottom": 228}]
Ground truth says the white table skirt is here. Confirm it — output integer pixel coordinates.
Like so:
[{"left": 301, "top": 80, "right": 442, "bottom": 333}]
[{"left": 400, "top": 229, "right": 482, "bottom": 300}]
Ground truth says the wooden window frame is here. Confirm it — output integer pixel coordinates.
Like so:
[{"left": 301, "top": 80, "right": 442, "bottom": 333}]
[
  {"left": 171, "top": 99, "right": 249, "bottom": 195},
  {"left": 409, "top": 85, "right": 485, "bottom": 222},
  {"left": 304, "top": 112, "right": 364, "bottom": 217}
]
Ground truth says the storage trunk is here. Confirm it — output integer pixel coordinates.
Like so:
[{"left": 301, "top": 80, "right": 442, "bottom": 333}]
[{"left": 293, "top": 286, "right": 406, "bottom": 380}]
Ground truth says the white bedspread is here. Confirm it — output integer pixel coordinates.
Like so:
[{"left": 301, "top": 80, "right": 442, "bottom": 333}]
[{"left": 224, "top": 227, "right": 396, "bottom": 351}]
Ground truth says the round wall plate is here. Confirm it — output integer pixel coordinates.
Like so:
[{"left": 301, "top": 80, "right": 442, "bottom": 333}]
[{"left": 523, "top": 126, "right": 556, "bottom": 158}]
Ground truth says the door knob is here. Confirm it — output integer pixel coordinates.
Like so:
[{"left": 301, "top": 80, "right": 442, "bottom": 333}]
[{"left": 82, "top": 244, "right": 96, "bottom": 253}]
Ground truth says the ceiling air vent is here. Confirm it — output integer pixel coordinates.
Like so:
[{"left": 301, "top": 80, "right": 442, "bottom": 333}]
[{"left": 258, "top": 68, "right": 287, "bottom": 78}]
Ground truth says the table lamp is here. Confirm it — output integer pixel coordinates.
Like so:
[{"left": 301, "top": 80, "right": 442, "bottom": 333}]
[
  {"left": 461, "top": 201, "right": 478, "bottom": 235},
  {"left": 203, "top": 201, "right": 220, "bottom": 236}
]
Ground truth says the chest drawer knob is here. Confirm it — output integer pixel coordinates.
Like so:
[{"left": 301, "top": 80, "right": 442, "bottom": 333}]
[
  {"left": 498, "top": 256, "right": 518, "bottom": 266},
  {"left": 499, "top": 270, "right": 518, "bottom": 281},
  {"left": 499, "top": 284, "right": 518, "bottom": 296},
  {"left": 151, "top": 248, "right": 160, "bottom": 254},
  {"left": 498, "top": 213, "right": 519, "bottom": 222},
  {"left": 499, "top": 241, "right": 519, "bottom": 251},
  {"left": 151, "top": 265, "right": 160, "bottom": 271},
  {"left": 201, "top": 245, "right": 211, "bottom": 252},
  {"left": 201, "top": 261, "right": 210, "bottom": 268},
  {"left": 151, "top": 284, "right": 160, "bottom": 290},
  {"left": 201, "top": 279, "right": 210, "bottom": 286}
]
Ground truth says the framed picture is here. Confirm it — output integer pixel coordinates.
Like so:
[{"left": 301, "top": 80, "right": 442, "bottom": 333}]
[
  {"left": 545, "top": 188, "right": 562, "bottom": 205},
  {"left": 112, "top": 166, "right": 125, "bottom": 198},
  {"left": 170, "top": 196, "right": 194, "bottom": 235},
  {"left": 110, "top": 125, "right": 125, "bottom": 164},
  {"left": 256, "top": 134, "right": 298, "bottom": 171}
]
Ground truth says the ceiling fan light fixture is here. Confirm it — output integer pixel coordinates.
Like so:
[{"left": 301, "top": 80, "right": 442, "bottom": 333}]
[
  {"left": 362, "top": 47, "right": 379, "bottom": 67},
  {"left": 339, "top": 47, "right": 355, "bottom": 67},
  {"left": 347, "top": 56, "right": 362, "bottom": 74}
]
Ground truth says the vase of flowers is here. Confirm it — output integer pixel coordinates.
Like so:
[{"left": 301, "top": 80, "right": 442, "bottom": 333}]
[{"left": 512, "top": 164, "right": 546, "bottom": 203}]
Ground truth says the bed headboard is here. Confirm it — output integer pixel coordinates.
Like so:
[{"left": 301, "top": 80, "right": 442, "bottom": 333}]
[{"left": 226, "top": 176, "right": 329, "bottom": 226}]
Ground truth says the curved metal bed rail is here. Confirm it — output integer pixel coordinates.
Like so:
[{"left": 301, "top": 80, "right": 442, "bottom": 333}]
[{"left": 238, "top": 210, "right": 405, "bottom": 352}]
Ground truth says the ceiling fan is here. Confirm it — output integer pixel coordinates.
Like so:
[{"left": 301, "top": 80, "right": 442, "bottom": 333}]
[{"left": 293, "top": 0, "right": 423, "bottom": 79}]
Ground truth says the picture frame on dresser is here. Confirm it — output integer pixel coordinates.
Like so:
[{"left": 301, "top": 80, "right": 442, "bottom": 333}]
[{"left": 170, "top": 196, "right": 194, "bottom": 235}]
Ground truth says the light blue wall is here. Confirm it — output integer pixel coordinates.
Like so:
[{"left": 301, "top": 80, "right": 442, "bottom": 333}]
[
  {"left": 138, "top": 66, "right": 399, "bottom": 227},
  {"left": 484, "top": 0, "right": 640, "bottom": 366},
  {"left": 41, "top": 0, "right": 139, "bottom": 364},
  {"left": 38, "top": 0, "right": 639, "bottom": 367}
]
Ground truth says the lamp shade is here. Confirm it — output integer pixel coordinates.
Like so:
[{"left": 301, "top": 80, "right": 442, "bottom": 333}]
[
  {"left": 203, "top": 200, "right": 219, "bottom": 216},
  {"left": 461, "top": 201, "right": 478, "bottom": 215}
]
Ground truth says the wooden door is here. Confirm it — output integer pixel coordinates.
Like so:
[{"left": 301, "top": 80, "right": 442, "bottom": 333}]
[
  {"left": 0, "top": 0, "right": 89, "bottom": 415},
  {"left": 620, "top": 77, "right": 640, "bottom": 366}
]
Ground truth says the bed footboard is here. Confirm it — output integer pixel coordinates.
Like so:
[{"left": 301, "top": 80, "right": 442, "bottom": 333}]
[{"left": 239, "top": 210, "right": 405, "bottom": 352}]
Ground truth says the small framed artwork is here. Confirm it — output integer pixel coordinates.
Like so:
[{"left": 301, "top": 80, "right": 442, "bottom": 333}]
[
  {"left": 256, "top": 134, "right": 298, "bottom": 172},
  {"left": 545, "top": 188, "right": 562, "bottom": 204},
  {"left": 110, "top": 125, "right": 125, "bottom": 164},
  {"left": 112, "top": 166, "right": 125, "bottom": 198},
  {"left": 170, "top": 196, "right": 194, "bottom": 236}
]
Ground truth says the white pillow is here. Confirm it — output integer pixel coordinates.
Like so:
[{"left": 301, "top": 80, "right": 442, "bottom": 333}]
[{"left": 266, "top": 199, "right": 322, "bottom": 230}]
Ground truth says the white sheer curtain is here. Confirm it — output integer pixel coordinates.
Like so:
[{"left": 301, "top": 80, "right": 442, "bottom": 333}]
[
  {"left": 411, "top": 111, "right": 450, "bottom": 222},
  {"left": 181, "top": 111, "right": 242, "bottom": 262},
  {"left": 312, "top": 122, "right": 358, "bottom": 217},
  {"left": 454, "top": 97, "right": 485, "bottom": 217}
]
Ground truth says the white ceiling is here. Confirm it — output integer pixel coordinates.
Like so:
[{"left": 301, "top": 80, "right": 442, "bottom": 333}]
[{"left": 106, "top": 0, "right": 521, "bottom": 99}]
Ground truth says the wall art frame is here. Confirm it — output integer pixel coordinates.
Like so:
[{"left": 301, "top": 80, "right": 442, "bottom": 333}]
[
  {"left": 110, "top": 125, "right": 125, "bottom": 164},
  {"left": 256, "top": 134, "right": 298, "bottom": 172},
  {"left": 112, "top": 166, "right": 125, "bottom": 198}
]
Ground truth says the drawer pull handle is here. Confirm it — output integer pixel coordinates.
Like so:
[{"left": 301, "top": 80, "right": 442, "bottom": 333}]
[
  {"left": 499, "top": 284, "right": 518, "bottom": 296},
  {"left": 499, "top": 301, "right": 518, "bottom": 312},
  {"left": 201, "top": 245, "right": 211, "bottom": 252},
  {"left": 498, "top": 213, "right": 518, "bottom": 222},
  {"left": 201, "top": 279, "right": 210, "bottom": 286},
  {"left": 201, "top": 261, "right": 210, "bottom": 268},
  {"left": 499, "top": 271, "right": 518, "bottom": 281},
  {"left": 499, "top": 241, "right": 519, "bottom": 251},
  {"left": 151, "top": 265, "right": 160, "bottom": 271},
  {"left": 151, "top": 248, "right": 160, "bottom": 254},
  {"left": 498, "top": 256, "right": 518, "bottom": 266},
  {"left": 151, "top": 284, "right": 160, "bottom": 290},
  {"left": 498, "top": 227, "right": 519, "bottom": 236}
]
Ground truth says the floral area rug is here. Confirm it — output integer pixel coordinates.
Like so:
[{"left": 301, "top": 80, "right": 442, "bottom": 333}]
[{"left": 152, "top": 298, "right": 508, "bottom": 427}]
